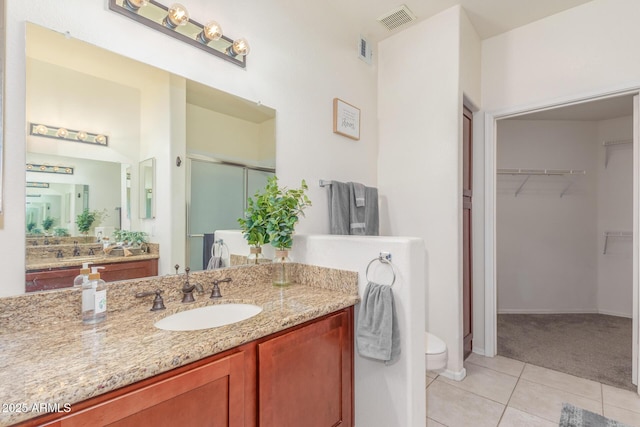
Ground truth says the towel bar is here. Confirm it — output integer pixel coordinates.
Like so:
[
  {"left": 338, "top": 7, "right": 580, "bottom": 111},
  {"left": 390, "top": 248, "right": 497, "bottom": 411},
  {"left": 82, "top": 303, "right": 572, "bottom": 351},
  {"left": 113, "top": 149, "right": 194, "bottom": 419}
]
[{"left": 365, "top": 254, "right": 396, "bottom": 286}]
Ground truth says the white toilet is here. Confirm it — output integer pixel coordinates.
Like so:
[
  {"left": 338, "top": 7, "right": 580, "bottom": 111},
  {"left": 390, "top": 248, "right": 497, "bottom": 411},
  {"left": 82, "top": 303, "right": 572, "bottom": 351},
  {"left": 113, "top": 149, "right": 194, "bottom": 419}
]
[{"left": 425, "top": 332, "right": 447, "bottom": 371}]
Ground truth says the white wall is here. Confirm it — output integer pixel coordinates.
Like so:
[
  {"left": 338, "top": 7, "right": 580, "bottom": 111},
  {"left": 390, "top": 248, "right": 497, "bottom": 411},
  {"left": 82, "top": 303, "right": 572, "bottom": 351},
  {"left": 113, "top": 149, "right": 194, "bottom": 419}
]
[
  {"left": 496, "top": 120, "right": 598, "bottom": 313},
  {"left": 482, "top": 0, "right": 640, "bottom": 112},
  {"left": 496, "top": 116, "right": 634, "bottom": 317},
  {"left": 186, "top": 104, "right": 275, "bottom": 168},
  {"left": 377, "top": 5, "right": 466, "bottom": 377},
  {"left": 1, "top": 0, "right": 379, "bottom": 296},
  {"left": 597, "top": 116, "right": 633, "bottom": 317},
  {"left": 216, "top": 230, "right": 426, "bottom": 427}
]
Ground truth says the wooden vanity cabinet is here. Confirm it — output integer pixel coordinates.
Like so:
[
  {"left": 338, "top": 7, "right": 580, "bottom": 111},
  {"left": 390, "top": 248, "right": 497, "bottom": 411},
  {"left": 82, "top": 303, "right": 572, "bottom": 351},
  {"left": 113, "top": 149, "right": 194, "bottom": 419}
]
[
  {"left": 25, "top": 259, "right": 158, "bottom": 292},
  {"left": 20, "top": 307, "right": 353, "bottom": 427},
  {"left": 35, "top": 345, "right": 255, "bottom": 427},
  {"left": 258, "top": 309, "right": 353, "bottom": 427}
]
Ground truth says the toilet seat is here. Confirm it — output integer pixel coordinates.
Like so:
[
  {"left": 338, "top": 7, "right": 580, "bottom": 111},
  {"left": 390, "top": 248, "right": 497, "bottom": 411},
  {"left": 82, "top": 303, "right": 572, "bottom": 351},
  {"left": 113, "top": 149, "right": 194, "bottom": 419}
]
[
  {"left": 425, "top": 332, "right": 447, "bottom": 371},
  {"left": 425, "top": 332, "right": 446, "bottom": 355}
]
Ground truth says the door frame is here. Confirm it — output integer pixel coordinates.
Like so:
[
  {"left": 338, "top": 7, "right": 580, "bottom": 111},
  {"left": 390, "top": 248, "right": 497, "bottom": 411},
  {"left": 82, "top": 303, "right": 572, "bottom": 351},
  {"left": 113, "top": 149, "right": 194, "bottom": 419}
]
[{"left": 483, "top": 86, "right": 640, "bottom": 391}]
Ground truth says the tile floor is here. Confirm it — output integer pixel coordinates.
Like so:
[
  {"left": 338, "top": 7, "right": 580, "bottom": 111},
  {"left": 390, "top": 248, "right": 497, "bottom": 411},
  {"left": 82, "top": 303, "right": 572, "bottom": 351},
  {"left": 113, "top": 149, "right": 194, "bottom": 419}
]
[{"left": 426, "top": 353, "right": 640, "bottom": 426}]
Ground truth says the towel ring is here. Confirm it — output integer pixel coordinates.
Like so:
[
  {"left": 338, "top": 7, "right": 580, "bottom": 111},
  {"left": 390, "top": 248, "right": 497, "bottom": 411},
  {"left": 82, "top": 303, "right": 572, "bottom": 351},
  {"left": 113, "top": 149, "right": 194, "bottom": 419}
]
[
  {"left": 212, "top": 239, "right": 229, "bottom": 258},
  {"left": 365, "top": 256, "right": 396, "bottom": 287}
]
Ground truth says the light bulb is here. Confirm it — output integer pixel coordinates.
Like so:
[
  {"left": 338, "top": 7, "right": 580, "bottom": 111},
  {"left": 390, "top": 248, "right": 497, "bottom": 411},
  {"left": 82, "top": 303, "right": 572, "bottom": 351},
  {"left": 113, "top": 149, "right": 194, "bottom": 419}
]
[
  {"left": 197, "top": 21, "right": 223, "bottom": 44},
  {"left": 40, "top": 165, "right": 46, "bottom": 171},
  {"left": 227, "top": 38, "right": 250, "bottom": 57},
  {"left": 35, "top": 125, "right": 48, "bottom": 135},
  {"left": 95, "top": 134, "right": 106, "bottom": 145},
  {"left": 164, "top": 4, "right": 189, "bottom": 29},
  {"left": 76, "top": 131, "right": 88, "bottom": 141},
  {"left": 123, "top": 0, "right": 148, "bottom": 12},
  {"left": 56, "top": 128, "right": 68, "bottom": 138},
  {"left": 26, "top": 164, "right": 33, "bottom": 170}
]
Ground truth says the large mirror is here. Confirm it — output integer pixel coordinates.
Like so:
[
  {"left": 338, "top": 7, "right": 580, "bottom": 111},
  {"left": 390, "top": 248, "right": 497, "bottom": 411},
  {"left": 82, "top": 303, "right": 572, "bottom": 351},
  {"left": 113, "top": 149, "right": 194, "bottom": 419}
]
[{"left": 25, "top": 23, "right": 276, "bottom": 290}]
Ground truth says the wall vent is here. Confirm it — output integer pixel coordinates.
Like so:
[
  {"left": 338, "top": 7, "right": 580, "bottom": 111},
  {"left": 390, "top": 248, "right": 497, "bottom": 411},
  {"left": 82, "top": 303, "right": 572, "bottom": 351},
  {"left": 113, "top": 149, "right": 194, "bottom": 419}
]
[
  {"left": 358, "top": 35, "right": 372, "bottom": 65},
  {"left": 377, "top": 5, "right": 416, "bottom": 31}
]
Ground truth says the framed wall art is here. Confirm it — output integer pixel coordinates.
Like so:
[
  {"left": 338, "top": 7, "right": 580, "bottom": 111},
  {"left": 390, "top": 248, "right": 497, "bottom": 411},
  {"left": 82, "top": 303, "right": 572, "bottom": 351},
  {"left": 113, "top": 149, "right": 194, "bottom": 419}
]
[{"left": 333, "top": 98, "right": 360, "bottom": 140}]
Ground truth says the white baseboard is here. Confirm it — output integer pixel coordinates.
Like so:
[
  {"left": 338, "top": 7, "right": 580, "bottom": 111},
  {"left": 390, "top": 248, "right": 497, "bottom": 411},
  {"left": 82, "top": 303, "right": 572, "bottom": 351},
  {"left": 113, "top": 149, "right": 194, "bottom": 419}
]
[
  {"left": 439, "top": 367, "right": 466, "bottom": 382},
  {"left": 471, "top": 348, "right": 485, "bottom": 356},
  {"left": 497, "top": 309, "right": 632, "bottom": 318}
]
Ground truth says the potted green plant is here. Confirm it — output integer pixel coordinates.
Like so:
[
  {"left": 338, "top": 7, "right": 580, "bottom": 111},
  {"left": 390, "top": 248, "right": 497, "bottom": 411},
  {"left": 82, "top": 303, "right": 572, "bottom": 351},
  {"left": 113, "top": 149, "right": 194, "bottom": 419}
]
[
  {"left": 53, "top": 227, "right": 70, "bottom": 237},
  {"left": 42, "top": 217, "right": 55, "bottom": 234},
  {"left": 264, "top": 177, "right": 311, "bottom": 286},
  {"left": 238, "top": 185, "right": 272, "bottom": 264},
  {"left": 76, "top": 209, "right": 108, "bottom": 236},
  {"left": 26, "top": 221, "right": 37, "bottom": 234}
]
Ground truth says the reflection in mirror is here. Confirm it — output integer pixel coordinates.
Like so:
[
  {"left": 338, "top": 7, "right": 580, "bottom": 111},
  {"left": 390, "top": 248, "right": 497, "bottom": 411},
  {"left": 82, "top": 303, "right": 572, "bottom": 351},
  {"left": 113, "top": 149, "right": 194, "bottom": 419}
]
[
  {"left": 139, "top": 158, "right": 155, "bottom": 219},
  {"left": 25, "top": 153, "right": 124, "bottom": 237},
  {"left": 24, "top": 22, "right": 276, "bottom": 293}
]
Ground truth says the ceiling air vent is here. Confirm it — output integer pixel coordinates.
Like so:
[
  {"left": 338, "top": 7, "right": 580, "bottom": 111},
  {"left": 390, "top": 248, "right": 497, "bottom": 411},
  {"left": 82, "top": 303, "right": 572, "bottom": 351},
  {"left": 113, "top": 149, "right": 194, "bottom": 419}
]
[{"left": 377, "top": 5, "right": 416, "bottom": 31}]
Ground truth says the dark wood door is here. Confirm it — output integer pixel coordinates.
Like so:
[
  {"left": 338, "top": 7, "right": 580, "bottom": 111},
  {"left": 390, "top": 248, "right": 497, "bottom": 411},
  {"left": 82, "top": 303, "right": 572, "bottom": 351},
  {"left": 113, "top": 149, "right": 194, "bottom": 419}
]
[
  {"left": 463, "top": 106, "right": 473, "bottom": 359},
  {"left": 258, "top": 309, "right": 353, "bottom": 427}
]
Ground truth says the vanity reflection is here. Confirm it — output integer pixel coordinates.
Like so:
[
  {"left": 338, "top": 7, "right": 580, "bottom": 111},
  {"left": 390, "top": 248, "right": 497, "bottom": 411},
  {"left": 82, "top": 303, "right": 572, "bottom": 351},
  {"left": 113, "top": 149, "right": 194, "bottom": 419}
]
[{"left": 25, "top": 23, "right": 276, "bottom": 291}]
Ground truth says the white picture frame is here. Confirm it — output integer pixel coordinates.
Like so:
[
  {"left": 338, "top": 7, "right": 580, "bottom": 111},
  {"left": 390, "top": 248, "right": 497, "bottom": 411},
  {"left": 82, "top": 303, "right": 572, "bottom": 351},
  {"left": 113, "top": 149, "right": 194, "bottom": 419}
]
[{"left": 333, "top": 98, "right": 360, "bottom": 140}]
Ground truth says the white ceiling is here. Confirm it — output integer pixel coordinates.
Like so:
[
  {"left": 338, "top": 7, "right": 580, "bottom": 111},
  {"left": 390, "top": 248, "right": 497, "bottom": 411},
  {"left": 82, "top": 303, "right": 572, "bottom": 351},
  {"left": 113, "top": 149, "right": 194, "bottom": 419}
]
[{"left": 332, "top": 0, "right": 595, "bottom": 42}]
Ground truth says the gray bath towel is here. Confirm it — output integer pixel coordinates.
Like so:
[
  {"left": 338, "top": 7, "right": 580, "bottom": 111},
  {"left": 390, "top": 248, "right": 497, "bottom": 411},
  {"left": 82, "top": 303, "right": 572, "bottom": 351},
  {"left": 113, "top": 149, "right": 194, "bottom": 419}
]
[
  {"left": 329, "top": 181, "right": 350, "bottom": 235},
  {"left": 356, "top": 281, "right": 400, "bottom": 364},
  {"left": 349, "top": 183, "right": 379, "bottom": 236}
]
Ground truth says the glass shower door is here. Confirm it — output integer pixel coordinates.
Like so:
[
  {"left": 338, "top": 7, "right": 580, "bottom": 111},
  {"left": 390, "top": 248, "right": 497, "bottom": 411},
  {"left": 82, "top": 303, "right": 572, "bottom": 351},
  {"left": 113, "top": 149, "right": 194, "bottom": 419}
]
[{"left": 187, "top": 160, "right": 244, "bottom": 271}]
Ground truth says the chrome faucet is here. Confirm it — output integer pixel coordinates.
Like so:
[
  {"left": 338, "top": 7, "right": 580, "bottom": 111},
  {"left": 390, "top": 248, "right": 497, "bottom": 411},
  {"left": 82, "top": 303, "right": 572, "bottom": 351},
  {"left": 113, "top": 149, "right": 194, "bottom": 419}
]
[{"left": 181, "top": 267, "right": 204, "bottom": 303}]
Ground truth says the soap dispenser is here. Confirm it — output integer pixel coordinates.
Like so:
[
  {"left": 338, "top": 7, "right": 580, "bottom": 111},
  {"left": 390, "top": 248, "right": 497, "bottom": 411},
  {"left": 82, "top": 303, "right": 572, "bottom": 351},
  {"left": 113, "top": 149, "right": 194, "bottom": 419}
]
[
  {"left": 74, "top": 262, "right": 93, "bottom": 288},
  {"left": 82, "top": 266, "right": 107, "bottom": 324}
]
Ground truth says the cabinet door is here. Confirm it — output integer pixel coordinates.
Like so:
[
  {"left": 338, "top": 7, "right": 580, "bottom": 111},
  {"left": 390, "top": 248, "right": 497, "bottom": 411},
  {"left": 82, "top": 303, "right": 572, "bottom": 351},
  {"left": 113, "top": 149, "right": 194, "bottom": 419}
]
[
  {"left": 258, "top": 309, "right": 353, "bottom": 427},
  {"left": 51, "top": 351, "right": 247, "bottom": 427}
]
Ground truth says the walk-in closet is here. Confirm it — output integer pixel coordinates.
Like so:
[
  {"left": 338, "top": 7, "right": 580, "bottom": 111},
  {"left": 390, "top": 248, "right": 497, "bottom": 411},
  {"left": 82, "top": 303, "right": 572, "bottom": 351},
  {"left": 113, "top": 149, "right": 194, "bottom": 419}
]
[{"left": 495, "top": 95, "right": 635, "bottom": 390}]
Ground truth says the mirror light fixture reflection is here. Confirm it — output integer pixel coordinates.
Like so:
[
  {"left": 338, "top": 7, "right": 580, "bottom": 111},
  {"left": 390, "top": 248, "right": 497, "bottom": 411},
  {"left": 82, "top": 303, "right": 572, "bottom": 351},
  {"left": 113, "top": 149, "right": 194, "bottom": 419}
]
[
  {"left": 108, "top": 0, "right": 249, "bottom": 68},
  {"left": 29, "top": 123, "right": 109, "bottom": 147},
  {"left": 26, "top": 163, "right": 74, "bottom": 175}
]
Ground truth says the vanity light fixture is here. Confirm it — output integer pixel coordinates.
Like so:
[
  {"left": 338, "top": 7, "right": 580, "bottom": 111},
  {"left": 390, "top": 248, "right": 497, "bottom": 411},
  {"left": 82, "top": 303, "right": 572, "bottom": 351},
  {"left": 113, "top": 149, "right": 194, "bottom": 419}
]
[
  {"left": 108, "top": 0, "right": 250, "bottom": 68},
  {"left": 27, "top": 182, "right": 50, "bottom": 188},
  {"left": 26, "top": 163, "right": 74, "bottom": 175},
  {"left": 29, "top": 123, "right": 109, "bottom": 147}
]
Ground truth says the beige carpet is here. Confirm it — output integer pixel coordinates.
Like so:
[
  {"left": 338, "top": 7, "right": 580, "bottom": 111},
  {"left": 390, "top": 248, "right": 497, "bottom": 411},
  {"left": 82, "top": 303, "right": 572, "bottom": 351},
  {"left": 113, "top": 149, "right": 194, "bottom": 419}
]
[{"left": 498, "top": 313, "right": 634, "bottom": 391}]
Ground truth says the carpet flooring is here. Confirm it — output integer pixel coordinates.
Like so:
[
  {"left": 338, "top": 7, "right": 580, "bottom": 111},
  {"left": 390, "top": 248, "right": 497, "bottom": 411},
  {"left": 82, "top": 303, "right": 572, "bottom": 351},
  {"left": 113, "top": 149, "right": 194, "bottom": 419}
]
[{"left": 497, "top": 313, "right": 634, "bottom": 391}]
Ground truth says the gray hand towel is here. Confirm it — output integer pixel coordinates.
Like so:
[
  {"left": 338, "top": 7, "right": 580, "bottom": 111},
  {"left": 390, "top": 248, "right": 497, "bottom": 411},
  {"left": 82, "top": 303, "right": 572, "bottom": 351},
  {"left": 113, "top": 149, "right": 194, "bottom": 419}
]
[
  {"left": 349, "top": 183, "right": 379, "bottom": 236},
  {"left": 206, "top": 256, "right": 223, "bottom": 270},
  {"left": 356, "top": 281, "right": 401, "bottom": 364},
  {"left": 329, "top": 181, "right": 350, "bottom": 235},
  {"left": 352, "top": 182, "right": 366, "bottom": 207}
]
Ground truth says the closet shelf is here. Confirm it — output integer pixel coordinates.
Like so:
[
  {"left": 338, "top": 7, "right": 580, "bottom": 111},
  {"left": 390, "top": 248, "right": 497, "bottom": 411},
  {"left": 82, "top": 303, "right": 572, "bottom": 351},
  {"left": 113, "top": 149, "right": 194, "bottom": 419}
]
[
  {"left": 497, "top": 169, "right": 586, "bottom": 197},
  {"left": 603, "top": 139, "right": 632, "bottom": 168},
  {"left": 603, "top": 231, "right": 632, "bottom": 254}
]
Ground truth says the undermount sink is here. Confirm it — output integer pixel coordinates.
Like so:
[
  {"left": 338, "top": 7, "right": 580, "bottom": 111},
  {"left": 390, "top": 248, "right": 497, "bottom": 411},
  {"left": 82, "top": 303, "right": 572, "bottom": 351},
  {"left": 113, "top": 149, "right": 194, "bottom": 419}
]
[{"left": 154, "top": 304, "right": 263, "bottom": 331}]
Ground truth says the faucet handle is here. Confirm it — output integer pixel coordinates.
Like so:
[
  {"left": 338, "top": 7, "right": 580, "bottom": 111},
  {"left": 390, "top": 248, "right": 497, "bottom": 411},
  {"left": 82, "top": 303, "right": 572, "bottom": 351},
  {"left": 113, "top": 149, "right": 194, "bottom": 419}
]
[
  {"left": 135, "top": 289, "right": 166, "bottom": 311},
  {"left": 210, "top": 277, "right": 231, "bottom": 299}
]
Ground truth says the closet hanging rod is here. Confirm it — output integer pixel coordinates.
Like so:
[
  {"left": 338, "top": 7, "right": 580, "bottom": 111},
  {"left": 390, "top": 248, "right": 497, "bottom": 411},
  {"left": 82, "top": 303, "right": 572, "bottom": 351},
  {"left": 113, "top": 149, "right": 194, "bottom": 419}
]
[
  {"left": 497, "top": 168, "right": 586, "bottom": 176},
  {"left": 602, "top": 139, "right": 632, "bottom": 146}
]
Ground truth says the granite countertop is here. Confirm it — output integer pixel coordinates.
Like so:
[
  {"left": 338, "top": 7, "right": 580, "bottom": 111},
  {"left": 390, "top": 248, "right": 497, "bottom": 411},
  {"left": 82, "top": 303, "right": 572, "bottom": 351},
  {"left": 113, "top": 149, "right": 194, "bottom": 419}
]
[
  {"left": 26, "top": 252, "right": 159, "bottom": 271},
  {"left": 0, "top": 263, "right": 358, "bottom": 426}
]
